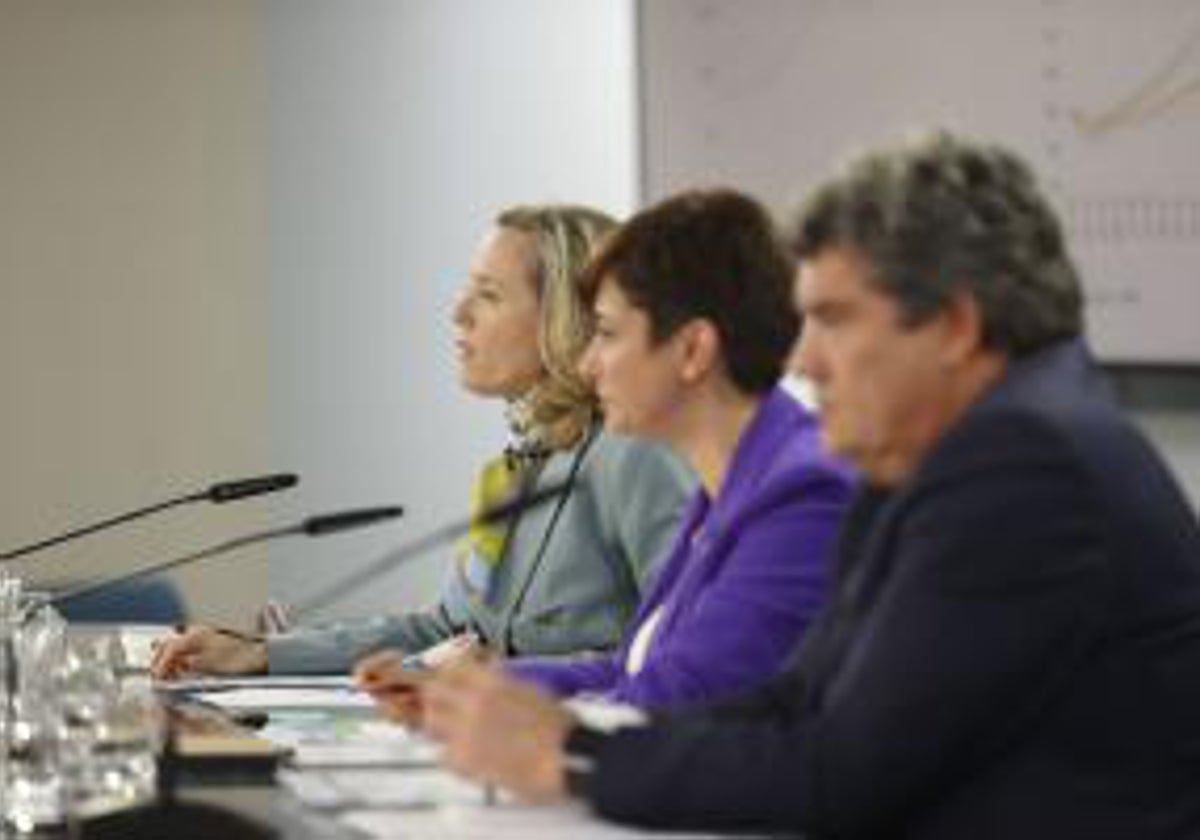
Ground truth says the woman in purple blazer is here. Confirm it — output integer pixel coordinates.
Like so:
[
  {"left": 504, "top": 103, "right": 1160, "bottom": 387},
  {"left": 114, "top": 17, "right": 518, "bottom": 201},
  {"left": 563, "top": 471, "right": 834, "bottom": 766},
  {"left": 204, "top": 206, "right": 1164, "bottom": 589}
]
[{"left": 359, "top": 189, "right": 854, "bottom": 712}]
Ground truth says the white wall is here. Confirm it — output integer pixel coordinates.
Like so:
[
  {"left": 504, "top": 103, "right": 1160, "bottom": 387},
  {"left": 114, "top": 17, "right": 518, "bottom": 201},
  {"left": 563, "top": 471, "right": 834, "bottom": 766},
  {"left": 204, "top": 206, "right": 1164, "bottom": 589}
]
[{"left": 266, "top": 0, "right": 638, "bottom": 621}]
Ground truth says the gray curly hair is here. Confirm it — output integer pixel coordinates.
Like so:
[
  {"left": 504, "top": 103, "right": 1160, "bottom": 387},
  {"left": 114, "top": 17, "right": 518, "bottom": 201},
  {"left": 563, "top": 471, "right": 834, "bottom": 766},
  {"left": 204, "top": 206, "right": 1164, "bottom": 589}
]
[{"left": 792, "top": 130, "right": 1084, "bottom": 358}]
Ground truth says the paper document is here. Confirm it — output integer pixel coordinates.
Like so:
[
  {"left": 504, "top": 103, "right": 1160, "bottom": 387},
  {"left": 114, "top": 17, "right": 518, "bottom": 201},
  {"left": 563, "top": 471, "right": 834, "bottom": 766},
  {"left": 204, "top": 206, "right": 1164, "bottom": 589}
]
[
  {"left": 280, "top": 767, "right": 482, "bottom": 811},
  {"left": 192, "top": 686, "right": 375, "bottom": 712},
  {"left": 160, "top": 674, "right": 357, "bottom": 693},
  {"left": 340, "top": 800, "right": 731, "bottom": 839},
  {"left": 261, "top": 713, "right": 440, "bottom": 768},
  {"left": 156, "top": 674, "right": 372, "bottom": 713}
]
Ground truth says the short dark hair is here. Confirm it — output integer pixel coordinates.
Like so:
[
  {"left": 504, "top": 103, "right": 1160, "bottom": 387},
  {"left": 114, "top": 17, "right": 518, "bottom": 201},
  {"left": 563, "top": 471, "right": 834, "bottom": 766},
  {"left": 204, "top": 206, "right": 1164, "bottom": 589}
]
[
  {"left": 583, "top": 188, "right": 798, "bottom": 395},
  {"left": 792, "top": 131, "right": 1083, "bottom": 358}
]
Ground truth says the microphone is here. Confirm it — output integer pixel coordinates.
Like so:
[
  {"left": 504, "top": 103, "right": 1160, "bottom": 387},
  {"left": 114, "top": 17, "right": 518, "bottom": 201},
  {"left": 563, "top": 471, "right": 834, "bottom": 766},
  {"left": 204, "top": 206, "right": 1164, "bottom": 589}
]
[
  {"left": 293, "top": 478, "right": 575, "bottom": 618},
  {"left": 0, "top": 473, "right": 300, "bottom": 563},
  {"left": 69, "top": 485, "right": 570, "bottom": 840},
  {"left": 50, "top": 505, "right": 404, "bottom": 610},
  {"left": 205, "top": 474, "right": 299, "bottom": 504},
  {"left": 49, "top": 501, "right": 398, "bottom": 840},
  {"left": 303, "top": 506, "right": 409, "bottom": 536}
]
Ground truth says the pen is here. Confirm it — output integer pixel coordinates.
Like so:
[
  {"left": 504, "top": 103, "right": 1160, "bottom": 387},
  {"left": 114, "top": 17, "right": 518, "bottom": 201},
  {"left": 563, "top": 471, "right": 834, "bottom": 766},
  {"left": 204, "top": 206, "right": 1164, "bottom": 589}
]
[{"left": 399, "top": 653, "right": 430, "bottom": 671}]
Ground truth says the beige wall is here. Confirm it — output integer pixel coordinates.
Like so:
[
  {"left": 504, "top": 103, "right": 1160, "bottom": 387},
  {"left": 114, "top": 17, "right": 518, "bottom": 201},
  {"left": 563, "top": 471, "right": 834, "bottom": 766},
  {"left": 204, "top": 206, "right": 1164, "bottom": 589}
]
[{"left": 0, "top": 1, "right": 270, "bottom": 624}]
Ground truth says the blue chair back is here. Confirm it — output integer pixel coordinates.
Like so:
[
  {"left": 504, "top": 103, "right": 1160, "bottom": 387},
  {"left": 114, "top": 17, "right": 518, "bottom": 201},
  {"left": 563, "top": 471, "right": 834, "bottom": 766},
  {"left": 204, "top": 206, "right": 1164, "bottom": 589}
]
[{"left": 55, "top": 578, "right": 188, "bottom": 624}]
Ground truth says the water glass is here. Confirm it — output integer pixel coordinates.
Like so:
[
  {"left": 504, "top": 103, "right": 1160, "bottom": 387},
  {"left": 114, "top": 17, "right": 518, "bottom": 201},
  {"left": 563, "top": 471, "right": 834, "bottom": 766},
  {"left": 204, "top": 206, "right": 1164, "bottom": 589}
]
[
  {"left": 87, "top": 676, "right": 162, "bottom": 811},
  {"left": 2, "top": 591, "right": 67, "bottom": 835},
  {"left": 58, "top": 638, "right": 161, "bottom": 818}
]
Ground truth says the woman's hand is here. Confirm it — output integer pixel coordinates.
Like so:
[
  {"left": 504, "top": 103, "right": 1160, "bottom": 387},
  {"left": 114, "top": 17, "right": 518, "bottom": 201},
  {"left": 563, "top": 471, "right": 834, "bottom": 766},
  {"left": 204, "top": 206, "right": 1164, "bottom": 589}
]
[
  {"left": 149, "top": 625, "right": 267, "bottom": 679},
  {"left": 355, "top": 634, "right": 490, "bottom": 726}
]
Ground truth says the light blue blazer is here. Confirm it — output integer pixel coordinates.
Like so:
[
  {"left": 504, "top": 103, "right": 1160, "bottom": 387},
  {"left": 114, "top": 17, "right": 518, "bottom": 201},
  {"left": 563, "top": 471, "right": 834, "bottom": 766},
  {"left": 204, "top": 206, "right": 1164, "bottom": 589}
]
[{"left": 268, "top": 430, "right": 694, "bottom": 673}]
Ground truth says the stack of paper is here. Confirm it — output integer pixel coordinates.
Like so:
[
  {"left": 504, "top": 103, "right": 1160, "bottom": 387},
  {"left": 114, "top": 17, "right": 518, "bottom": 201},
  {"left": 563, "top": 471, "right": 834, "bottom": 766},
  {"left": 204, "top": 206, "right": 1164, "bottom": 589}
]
[{"left": 161, "top": 675, "right": 376, "bottom": 713}]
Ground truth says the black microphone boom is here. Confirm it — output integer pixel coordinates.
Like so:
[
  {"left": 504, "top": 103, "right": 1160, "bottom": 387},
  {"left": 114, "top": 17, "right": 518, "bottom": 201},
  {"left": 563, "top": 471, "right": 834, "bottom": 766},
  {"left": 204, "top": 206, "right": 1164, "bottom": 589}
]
[
  {"left": 50, "top": 477, "right": 565, "bottom": 615},
  {"left": 53, "top": 499, "right": 399, "bottom": 840},
  {"left": 303, "top": 505, "right": 407, "bottom": 536},
  {"left": 293, "top": 479, "right": 574, "bottom": 618},
  {"left": 50, "top": 505, "right": 404, "bottom": 610},
  {"left": 49, "top": 488, "right": 565, "bottom": 840},
  {"left": 0, "top": 473, "right": 300, "bottom": 563},
  {"left": 206, "top": 473, "right": 298, "bottom": 504}
]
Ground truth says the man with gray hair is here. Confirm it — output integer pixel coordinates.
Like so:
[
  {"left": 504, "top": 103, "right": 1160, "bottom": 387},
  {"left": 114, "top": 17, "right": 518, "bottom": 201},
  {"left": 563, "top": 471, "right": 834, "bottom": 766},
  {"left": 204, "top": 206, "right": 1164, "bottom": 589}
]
[{"left": 417, "top": 132, "right": 1200, "bottom": 839}]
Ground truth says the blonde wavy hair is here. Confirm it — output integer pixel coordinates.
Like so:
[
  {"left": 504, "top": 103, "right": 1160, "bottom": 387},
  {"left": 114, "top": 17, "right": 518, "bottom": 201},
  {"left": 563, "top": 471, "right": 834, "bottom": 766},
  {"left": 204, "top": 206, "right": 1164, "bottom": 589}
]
[{"left": 495, "top": 204, "right": 618, "bottom": 450}]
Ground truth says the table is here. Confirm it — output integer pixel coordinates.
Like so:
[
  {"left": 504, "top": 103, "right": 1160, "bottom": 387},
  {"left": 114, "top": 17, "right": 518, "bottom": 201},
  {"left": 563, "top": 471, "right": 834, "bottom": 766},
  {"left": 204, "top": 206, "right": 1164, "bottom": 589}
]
[{"left": 88, "top": 625, "right": 727, "bottom": 840}]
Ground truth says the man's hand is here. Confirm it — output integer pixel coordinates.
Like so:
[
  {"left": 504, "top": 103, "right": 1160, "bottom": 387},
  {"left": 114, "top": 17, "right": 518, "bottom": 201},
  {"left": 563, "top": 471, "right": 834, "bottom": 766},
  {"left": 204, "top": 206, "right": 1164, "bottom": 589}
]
[
  {"left": 422, "top": 663, "right": 575, "bottom": 803},
  {"left": 149, "top": 625, "right": 268, "bottom": 679}
]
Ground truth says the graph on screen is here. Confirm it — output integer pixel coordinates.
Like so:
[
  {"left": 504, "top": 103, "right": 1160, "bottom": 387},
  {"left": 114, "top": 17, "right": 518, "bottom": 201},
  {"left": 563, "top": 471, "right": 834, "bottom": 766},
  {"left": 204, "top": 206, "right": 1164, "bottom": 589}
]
[{"left": 640, "top": 0, "right": 1200, "bottom": 364}]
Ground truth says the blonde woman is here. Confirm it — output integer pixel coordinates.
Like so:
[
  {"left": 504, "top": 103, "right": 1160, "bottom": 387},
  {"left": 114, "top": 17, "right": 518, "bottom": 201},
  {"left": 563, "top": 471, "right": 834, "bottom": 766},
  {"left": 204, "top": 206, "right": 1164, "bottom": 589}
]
[
  {"left": 358, "top": 191, "right": 853, "bottom": 720},
  {"left": 152, "top": 205, "right": 694, "bottom": 677}
]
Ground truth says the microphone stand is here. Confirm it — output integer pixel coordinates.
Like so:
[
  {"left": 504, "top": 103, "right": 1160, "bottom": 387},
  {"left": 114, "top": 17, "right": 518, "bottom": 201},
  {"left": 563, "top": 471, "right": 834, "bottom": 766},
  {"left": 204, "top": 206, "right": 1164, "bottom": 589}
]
[
  {"left": 292, "top": 479, "right": 575, "bottom": 619},
  {"left": 70, "top": 484, "right": 569, "bottom": 839},
  {"left": 58, "top": 504, "right": 403, "bottom": 840},
  {"left": 0, "top": 473, "right": 298, "bottom": 830},
  {"left": 0, "top": 473, "right": 299, "bottom": 564},
  {"left": 52, "top": 527, "right": 300, "bottom": 612},
  {"left": 50, "top": 507, "right": 404, "bottom": 613}
]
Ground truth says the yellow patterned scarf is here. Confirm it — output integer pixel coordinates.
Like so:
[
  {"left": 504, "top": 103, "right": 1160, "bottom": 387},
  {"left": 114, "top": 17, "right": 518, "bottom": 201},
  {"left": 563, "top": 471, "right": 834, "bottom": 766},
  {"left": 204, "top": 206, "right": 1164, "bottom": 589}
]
[{"left": 453, "top": 452, "right": 541, "bottom": 606}]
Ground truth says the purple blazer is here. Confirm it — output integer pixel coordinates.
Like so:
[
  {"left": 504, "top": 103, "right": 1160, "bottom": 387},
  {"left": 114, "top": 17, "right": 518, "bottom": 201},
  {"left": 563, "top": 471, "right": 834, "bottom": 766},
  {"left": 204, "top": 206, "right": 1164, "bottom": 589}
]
[{"left": 509, "top": 387, "right": 855, "bottom": 709}]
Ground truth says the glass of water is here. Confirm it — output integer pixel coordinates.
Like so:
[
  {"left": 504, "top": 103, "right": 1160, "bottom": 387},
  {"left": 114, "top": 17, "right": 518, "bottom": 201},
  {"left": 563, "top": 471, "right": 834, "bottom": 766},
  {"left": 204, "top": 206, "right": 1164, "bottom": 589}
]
[
  {"left": 58, "top": 637, "right": 162, "bottom": 819},
  {"left": 2, "top": 590, "right": 68, "bottom": 836}
]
